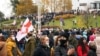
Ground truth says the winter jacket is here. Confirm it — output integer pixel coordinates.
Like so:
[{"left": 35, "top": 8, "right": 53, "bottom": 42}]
[
  {"left": 55, "top": 46, "right": 68, "bottom": 56},
  {"left": 83, "top": 31, "right": 87, "bottom": 39},
  {"left": 69, "top": 36, "right": 78, "bottom": 49},
  {"left": 77, "top": 45, "right": 89, "bottom": 56},
  {"left": 6, "top": 37, "right": 22, "bottom": 56},
  {"left": 0, "top": 41, "right": 7, "bottom": 56},
  {"left": 23, "top": 37, "right": 36, "bottom": 56},
  {"left": 87, "top": 49, "right": 97, "bottom": 56},
  {"left": 33, "top": 44, "right": 50, "bottom": 56}
]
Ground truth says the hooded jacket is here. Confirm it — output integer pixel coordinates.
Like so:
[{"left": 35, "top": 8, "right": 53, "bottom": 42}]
[{"left": 6, "top": 37, "right": 22, "bottom": 56}]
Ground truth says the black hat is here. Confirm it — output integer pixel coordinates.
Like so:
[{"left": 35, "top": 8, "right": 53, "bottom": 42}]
[{"left": 59, "top": 32, "right": 68, "bottom": 39}]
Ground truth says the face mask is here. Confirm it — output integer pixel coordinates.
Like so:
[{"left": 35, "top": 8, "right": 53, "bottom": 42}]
[
  {"left": 11, "top": 36, "right": 15, "bottom": 40},
  {"left": 60, "top": 39, "right": 67, "bottom": 46}
]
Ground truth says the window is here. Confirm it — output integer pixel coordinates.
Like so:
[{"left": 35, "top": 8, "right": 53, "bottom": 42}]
[
  {"left": 99, "top": 3, "right": 100, "bottom": 9},
  {"left": 94, "top": 3, "right": 97, "bottom": 9}
]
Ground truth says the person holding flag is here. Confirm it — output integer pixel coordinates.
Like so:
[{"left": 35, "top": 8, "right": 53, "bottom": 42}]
[
  {"left": 15, "top": 17, "right": 35, "bottom": 56},
  {"left": 16, "top": 17, "right": 34, "bottom": 41},
  {"left": 23, "top": 32, "right": 36, "bottom": 56}
]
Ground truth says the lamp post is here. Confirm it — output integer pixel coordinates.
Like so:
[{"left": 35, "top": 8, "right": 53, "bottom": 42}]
[{"left": 36, "top": 0, "right": 42, "bottom": 36}]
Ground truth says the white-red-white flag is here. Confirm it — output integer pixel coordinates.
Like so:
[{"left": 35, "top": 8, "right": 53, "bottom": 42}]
[{"left": 16, "top": 18, "right": 34, "bottom": 41}]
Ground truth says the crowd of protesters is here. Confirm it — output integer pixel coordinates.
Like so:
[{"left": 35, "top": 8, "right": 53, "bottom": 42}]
[{"left": 0, "top": 26, "right": 99, "bottom": 56}]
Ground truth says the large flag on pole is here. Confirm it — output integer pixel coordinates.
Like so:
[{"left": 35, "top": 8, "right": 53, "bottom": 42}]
[{"left": 16, "top": 18, "right": 34, "bottom": 41}]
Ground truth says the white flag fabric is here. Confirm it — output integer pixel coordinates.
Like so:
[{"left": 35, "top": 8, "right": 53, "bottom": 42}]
[
  {"left": 20, "top": 21, "right": 23, "bottom": 26},
  {"left": 16, "top": 18, "right": 34, "bottom": 41},
  {"left": 12, "top": 19, "right": 16, "bottom": 25}
]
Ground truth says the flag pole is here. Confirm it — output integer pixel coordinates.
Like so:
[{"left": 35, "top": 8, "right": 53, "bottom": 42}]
[{"left": 37, "top": 0, "right": 42, "bottom": 37}]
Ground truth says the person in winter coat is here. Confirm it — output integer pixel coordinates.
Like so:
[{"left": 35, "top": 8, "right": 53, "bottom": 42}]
[
  {"left": 54, "top": 33, "right": 75, "bottom": 56},
  {"left": 87, "top": 30, "right": 92, "bottom": 43},
  {"left": 0, "top": 33, "right": 7, "bottom": 56},
  {"left": 6, "top": 33, "right": 22, "bottom": 56},
  {"left": 48, "top": 32, "right": 54, "bottom": 48},
  {"left": 69, "top": 32, "right": 78, "bottom": 49},
  {"left": 23, "top": 32, "right": 36, "bottom": 56},
  {"left": 33, "top": 35, "right": 51, "bottom": 56},
  {"left": 87, "top": 41, "right": 97, "bottom": 56},
  {"left": 82, "top": 30, "right": 87, "bottom": 39},
  {"left": 77, "top": 37, "right": 89, "bottom": 56}
]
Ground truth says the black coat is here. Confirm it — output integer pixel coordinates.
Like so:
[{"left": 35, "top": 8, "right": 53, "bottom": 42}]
[
  {"left": 48, "top": 34, "right": 54, "bottom": 48},
  {"left": 33, "top": 44, "right": 50, "bottom": 56},
  {"left": 87, "top": 49, "right": 97, "bottom": 56},
  {"left": 55, "top": 45, "right": 75, "bottom": 56},
  {"left": 55, "top": 46, "right": 67, "bottom": 56}
]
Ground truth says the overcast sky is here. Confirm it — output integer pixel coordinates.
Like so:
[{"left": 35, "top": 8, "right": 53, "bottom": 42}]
[
  {"left": 0, "top": 0, "right": 13, "bottom": 18},
  {"left": 0, "top": 0, "right": 98, "bottom": 18}
]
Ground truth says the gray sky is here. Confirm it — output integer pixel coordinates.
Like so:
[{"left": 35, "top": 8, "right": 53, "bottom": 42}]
[
  {"left": 0, "top": 0, "right": 13, "bottom": 18},
  {"left": 0, "top": 0, "right": 97, "bottom": 18}
]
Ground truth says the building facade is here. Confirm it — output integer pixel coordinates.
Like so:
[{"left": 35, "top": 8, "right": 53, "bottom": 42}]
[
  {"left": 90, "top": 1, "right": 100, "bottom": 12},
  {"left": 72, "top": 0, "right": 100, "bottom": 12}
]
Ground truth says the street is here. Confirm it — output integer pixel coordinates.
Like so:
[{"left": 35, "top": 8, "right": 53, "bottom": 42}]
[{"left": 95, "top": 34, "right": 100, "bottom": 56}]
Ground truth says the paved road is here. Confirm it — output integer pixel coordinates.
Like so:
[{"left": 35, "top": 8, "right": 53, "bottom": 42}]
[{"left": 95, "top": 34, "right": 100, "bottom": 56}]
